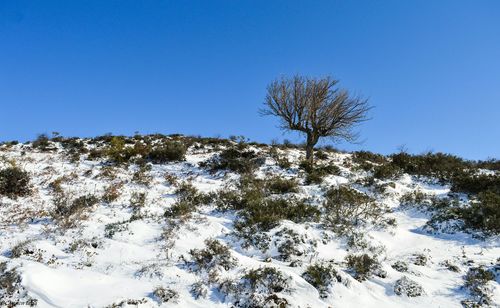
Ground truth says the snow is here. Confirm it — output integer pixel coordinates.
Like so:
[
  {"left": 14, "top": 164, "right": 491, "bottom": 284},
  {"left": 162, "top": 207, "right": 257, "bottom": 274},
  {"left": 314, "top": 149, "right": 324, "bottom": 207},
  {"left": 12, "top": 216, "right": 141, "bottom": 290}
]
[
  {"left": 0, "top": 140, "right": 498, "bottom": 307},
  {"left": 21, "top": 262, "right": 153, "bottom": 308}
]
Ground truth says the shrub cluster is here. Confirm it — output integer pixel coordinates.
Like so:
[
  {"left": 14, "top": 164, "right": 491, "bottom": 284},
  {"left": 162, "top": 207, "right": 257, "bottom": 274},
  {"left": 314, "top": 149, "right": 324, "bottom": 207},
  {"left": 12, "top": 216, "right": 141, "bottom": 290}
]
[
  {"left": 274, "top": 227, "right": 313, "bottom": 261},
  {"left": 9, "top": 240, "right": 36, "bottom": 259},
  {"left": 0, "top": 166, "right": 31, "bottom": 199},
  {"left": 201, "top": 147, "right": 263, "bottom": 174},
  {"left": 268, "top": 147, "right": 291, "bottom": 169},
  {"left": 0, "top": 262, "right": 37, "bottom": 306},
  {"left": 352, "top": 151, "right": 388, "bottom": 173},
  {"left": 381, "top": 151, "right": 500, "bottom": 235},
  {"left": 394, "top": 276, "right": 425, "bottom": 297},
  {"left": 372, "top": 163, "right": 403, "bottom": 180},
  {"left": 476, "top": 159, "right": 500, "bottom": 171},
  {"left": 352, "top": 151, "right": 387, "bottom": 165},
  {"left": 102, "top": 182, "right": 123, "bottom": 203},
  {"left": 190, "top": 280, "right": 208, "bottom": 299},
  {"left": 131, "top": 164, "right": 153, "bottom": 186},
  {"left": 52, "top": 193, "right": 99, "bottom": 228},
  {"left": 130, "top": 192, "right": 147, "bottom": 219},
  {"left": 213, "top": 176, "right": 319, "bottom": 249},
  {"left": 354, "top": 152, "right": 496, "bottom": 188},
  {"left": 391, "top": 260, "right": 409, "bottom": 273},
  {"left": 87, "top": 136, "right": 187, "bottom": 165},
  {"left": 462, "top": 266, "right": 496, "bottom": 307},
  {"left": 323, "top": 186, "right": 391, "bottom": 234},
  {"left": 164, "top": 183, "right": 211, "bottom": 219},
  {"left": 235, "top": 197, "right": 320, "bottom": 233},
  {"left": 402, "top": 189, "right": 500, "bottom": 235},
  {"left": 423, "top": 196, "right": 499, "bottom": 235},
  {"left": 451, "top": 173, "right": 500, "bottom": 195},
  {"left": 302, "top": 262, "right": 342, "bottom": 298},
  {"left": 0, "top": 262, "right": 20, "bottom": 297},
  {"left": 147, "top": 142, "right": 186, "bottom": 163},
  {"left": 32, "top": 134, "right": 51, "bottom": 151},
  {"left": 59, "top": 137, "right": 87, "bottom": 162},
  {"left": 0, "top": 140, "right": 19, "bottom": 147},
  {"left": 390, "top": 152, "right": 471, "bottom": 181},
  {"left": 217, "top": 267, "right": 290, "bottom": 308},
  {"left": 354, "top": 151, "right": 499, "bottom": 184},
  {"left": 54, "top": 194, "right": 99, "bottom": 217},
  {"left": 234, "top": 198, "right": 319, "bottom": 251},
  {"left": 351, "top": 151, "right": 400, "bottom": 180},
  {"left": 399, "top": 190, "right": 430, "bottom": 207},
  {"left": 461, "top": 191, "right": 500, "bottom": 234},
  {"left": 300, "top": 161, "right": 341, "bottom": 184},
  {"left": 104, "top": 221, "right": 129, "bottom": 239},
  {"left": 182, "top": 135, "right": 232, "bottom": 149},
  {"left": 314, "top": 149, "right": 329, "bottom": 160},
  {"left": 105, "top": 136, "right": 143, "bottom": 164},
  {"left": 152, "top": 287, "right": 179, "bottom": 304},
  {"left": 242, "top": 267, "right": 290, "bottom": 296},
  {"left": 189, "top": 239, "right": 238, "bottom": 273},
  {"left": 265, "top": 176, "right": 299, "bottom": 194},
  {"left": 345, "top": 253, "right": 385, "bottom": 281},
  {"left": 405, "top": 194, "right": 461, "bottom": 233}
]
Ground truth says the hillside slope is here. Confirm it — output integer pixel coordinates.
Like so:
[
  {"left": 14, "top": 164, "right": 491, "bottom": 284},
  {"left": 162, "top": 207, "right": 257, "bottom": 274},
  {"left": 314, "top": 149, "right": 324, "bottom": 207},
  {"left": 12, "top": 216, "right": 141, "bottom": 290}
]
[{"left": 0, "top": 136, "right": 499, "bottom": 307}]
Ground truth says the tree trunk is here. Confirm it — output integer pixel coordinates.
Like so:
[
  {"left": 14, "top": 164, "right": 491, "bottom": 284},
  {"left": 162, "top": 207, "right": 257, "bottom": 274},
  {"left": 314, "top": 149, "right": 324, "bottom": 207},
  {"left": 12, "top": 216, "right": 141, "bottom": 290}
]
[{"left": 305, "top": 133, "right": 317, "bottom": 165}]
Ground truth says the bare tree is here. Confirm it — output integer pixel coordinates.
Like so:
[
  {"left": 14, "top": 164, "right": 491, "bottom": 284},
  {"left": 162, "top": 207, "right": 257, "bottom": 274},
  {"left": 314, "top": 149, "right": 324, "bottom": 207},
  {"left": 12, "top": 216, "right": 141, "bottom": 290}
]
[{"left": 261, "top": 75, "right": 371, "bottom": 165}]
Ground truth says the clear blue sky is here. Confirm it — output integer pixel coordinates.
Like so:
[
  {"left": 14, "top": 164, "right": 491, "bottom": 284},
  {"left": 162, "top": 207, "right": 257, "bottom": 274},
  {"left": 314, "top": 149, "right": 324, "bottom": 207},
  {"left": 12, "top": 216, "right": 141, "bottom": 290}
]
[{"left": 1, "top": 1, "right": 499, "bottom": 160}]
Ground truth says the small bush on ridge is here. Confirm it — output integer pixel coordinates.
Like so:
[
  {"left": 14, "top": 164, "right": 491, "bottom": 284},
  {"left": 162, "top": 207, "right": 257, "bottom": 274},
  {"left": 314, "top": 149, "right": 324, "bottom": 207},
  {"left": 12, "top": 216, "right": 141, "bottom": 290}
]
[
  {"left": 203, "top": 147, "right": 263, "bottom": 174},
  {"left": 451, "top": 173, "right": 500, "bottom": 195},
  {"left": 32, "top": 134, "right": 51, "bottom": 151},
  {"left": 148, "top": 141, "right": 186, "bottom": 163}
]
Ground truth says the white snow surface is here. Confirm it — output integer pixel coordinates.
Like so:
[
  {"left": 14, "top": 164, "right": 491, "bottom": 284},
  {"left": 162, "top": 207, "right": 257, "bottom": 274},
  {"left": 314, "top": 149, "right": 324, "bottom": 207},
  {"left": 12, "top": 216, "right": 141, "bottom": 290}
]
[{"left": 0, "top": 140, "right": 498, "bottom": 307}]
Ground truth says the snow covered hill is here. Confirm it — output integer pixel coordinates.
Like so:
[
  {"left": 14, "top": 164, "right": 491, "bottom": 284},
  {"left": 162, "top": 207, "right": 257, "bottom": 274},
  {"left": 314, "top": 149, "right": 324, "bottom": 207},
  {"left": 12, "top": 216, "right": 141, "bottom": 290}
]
[{"left": 0, "top": 135, "right": 498, "bottom": 307}]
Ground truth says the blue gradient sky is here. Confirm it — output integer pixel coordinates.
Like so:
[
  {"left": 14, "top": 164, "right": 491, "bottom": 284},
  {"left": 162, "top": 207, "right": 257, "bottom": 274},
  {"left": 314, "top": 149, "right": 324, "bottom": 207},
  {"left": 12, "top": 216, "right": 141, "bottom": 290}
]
[{"left": 1, "top": 1, "right": 499, "bottom": 159}]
